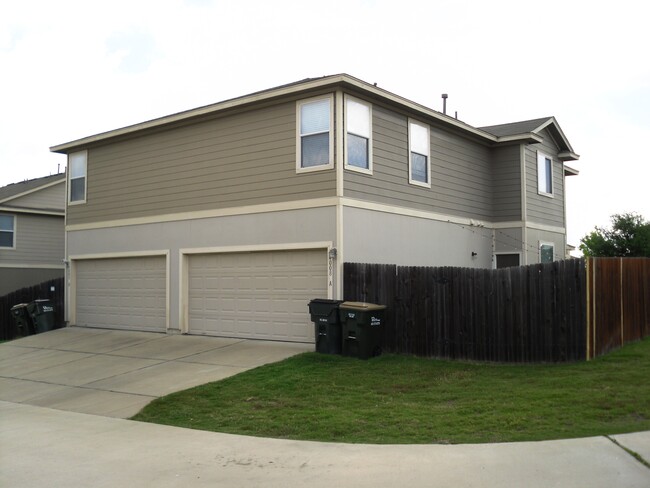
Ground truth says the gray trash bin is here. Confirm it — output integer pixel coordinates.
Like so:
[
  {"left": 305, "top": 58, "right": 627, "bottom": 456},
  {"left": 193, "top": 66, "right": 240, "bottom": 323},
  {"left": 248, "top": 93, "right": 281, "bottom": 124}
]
[
  {"left": 10, "top": 303, "right": 34, "bottom": 337},
  {"left": 27, "top": 299, "right": 56, "bottom": 333},
  {"left": 339, "top": 302, "right": 386, "bottom": 359},
  {"left": 308, "top": 299, "right": 343, "bottom": 354}
]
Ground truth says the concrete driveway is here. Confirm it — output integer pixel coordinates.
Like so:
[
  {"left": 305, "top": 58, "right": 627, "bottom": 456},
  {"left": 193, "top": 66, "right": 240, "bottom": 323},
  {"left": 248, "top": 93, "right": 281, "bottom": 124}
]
[
  {"left": 1, "top": 327, "right": 649, "bottom": 487},
  {"left": 0, "top": 327, "right": 312, "bottom": 418}
]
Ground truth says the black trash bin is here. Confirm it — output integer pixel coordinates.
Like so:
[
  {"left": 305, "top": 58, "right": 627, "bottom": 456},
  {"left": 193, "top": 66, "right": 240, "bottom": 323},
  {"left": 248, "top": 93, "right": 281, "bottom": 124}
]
[
  {"left": 10, "top": 303, "right": 34, "bottom": 337},
  {"left": 27, "top": 299, "right": 56, "bottom": 333},
  {"left": 308, "top": 299, "right": 344, "bottom": 354},
  {"left": 339, "top": 302, "right": 386, "bottom": 359}
]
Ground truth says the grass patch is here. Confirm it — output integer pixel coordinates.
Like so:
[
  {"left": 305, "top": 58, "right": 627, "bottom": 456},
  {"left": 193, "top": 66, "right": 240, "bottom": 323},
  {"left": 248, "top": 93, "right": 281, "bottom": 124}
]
[{"left": 132, "top": 337, "right": 650, "bottom": 444}]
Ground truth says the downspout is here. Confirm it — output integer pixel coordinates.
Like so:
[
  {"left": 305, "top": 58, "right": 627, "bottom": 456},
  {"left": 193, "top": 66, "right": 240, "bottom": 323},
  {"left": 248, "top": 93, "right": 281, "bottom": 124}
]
[
  {"left": 520, "top": 144, "right": 528, "bottom": 264},
  {"left": 335, "top": 90, "right": 344, "bottom": 300}
]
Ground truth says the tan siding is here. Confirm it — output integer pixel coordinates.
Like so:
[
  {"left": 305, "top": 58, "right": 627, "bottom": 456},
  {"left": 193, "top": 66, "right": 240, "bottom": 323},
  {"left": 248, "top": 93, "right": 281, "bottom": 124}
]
[
  {"left": 67, "top": 101, "right": 336, "bottom": 225},
  {"left": 0, "top": 214, "right": 64, "bottom": 265},
  {"left": 525, "top": 128, "right": 565, "bottom": 227},
  {"left": 492, "top": 145, "right": 522, "bottom": 221},
  {"left": 345, "top": 104, "right": 493, "bottom": 220},
  {"left": 8, "top": 182, "right": 65, "bottom": 211}
]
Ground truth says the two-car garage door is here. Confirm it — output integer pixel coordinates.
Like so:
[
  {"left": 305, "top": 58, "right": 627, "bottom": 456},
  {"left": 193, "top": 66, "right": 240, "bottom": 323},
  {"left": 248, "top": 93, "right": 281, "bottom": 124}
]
[
  {"left": 74, "top": 249, "right": 327, "bottom": 343},
  {"left": 188, "top": 249, "right": 327, "bottom": 343}
]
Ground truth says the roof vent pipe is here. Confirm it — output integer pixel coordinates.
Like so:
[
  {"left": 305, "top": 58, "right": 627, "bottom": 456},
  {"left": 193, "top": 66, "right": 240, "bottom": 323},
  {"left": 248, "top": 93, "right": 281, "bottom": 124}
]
[{"left": 442, "top": 93, "right": 448, "bottom": 115}]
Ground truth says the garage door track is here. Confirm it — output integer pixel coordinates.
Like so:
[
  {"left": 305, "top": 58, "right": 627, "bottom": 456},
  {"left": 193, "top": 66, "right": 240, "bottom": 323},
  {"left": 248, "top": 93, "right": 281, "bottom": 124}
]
[{"left": 0, "top": 327, "right": 312, "bottom": 418}]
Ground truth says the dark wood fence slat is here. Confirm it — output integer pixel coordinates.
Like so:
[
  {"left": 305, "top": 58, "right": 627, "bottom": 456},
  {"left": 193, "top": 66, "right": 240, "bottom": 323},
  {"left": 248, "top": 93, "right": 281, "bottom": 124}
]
[{"left": 344, "top": 258, "right": 649, "bottom": 362}]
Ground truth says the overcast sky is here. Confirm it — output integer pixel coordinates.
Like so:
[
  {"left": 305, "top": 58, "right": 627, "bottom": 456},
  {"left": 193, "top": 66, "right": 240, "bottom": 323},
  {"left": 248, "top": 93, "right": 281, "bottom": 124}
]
[{"left": 1, "top": 0, "right": 648, "bottom": 250}]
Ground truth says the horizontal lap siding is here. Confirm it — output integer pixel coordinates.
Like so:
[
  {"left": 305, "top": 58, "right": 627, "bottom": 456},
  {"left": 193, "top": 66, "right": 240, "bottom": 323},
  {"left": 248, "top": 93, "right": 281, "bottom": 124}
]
[
  {"left": 8, "top": 183, "right": 65, "bottom": 211},
  {"left": 345, "top": 105, "right": 493, "bottom": 220},
  {"left": 492, "top": 145, "right": 521, "bottom": 221},
  {"left": 67, "top": 101, "right": 336, "bottom": 226},
  {"left": 0, "top": 214, "right": 64, "bottom": 265},
  {"left": 525, "top": 128, "right": 564, "bottom": 227}
]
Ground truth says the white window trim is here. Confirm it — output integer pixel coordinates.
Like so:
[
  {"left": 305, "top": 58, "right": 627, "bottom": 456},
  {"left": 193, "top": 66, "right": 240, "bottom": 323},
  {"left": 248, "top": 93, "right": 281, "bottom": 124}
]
[
  {"left": 0, "top": 213, "right": 16, "bottom": 250},
  {"left": 408, "top": 118, "right": 431, "bottom": 188},
  {"left": 296, "top": 95, "right": 334, "bottom": 173},
  {"left": 537, "top": 151, "right": 554, "bottom": 198},
  {"left": 344, "top": 95, "right": 373, "bottom": 175},
  {"left": 68, "top": 150, "right": 88, "bottom": 205},
  {"left": 539, "top": 241, "right": 555, "bottom": 263}
]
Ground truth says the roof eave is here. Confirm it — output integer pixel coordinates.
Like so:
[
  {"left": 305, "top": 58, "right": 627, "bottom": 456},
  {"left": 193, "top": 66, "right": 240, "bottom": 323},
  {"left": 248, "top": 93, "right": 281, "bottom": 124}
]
[
  {"left": 0, "top": 176, "right": 65, "bottom": 205},
  {"left": 495, "top": 133, "right": 544, "bottom": 145},
  {"left": 535, "top": 117, "right": 576, "bottom": 154},
  {"left": 50, "top": 74, "right": 500, "bottom": 154},
  {"left": 564, "top": 165, "right": 580, "bottom": 176},
  {"left": 558, "top": 151, "right": 580, "bottom": 162}
]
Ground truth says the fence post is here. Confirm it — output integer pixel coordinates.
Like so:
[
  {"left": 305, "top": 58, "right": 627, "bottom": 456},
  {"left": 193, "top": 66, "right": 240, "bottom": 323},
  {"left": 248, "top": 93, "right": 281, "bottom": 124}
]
[
  {"left": 586, "top": 258, "right": 591, "bottom": 360},
  {"left": 620, "top": 257, "right": 624, "bottom": 347}
]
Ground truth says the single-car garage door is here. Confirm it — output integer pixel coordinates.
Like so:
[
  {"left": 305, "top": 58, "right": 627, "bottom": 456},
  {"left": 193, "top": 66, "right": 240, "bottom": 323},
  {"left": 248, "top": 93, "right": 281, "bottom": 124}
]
[
  {"left": 188, "top": 249, "right": 327, "bottom": 342},
  {"left": 75, "top": 256, "right": 166, "bottom": 332}
]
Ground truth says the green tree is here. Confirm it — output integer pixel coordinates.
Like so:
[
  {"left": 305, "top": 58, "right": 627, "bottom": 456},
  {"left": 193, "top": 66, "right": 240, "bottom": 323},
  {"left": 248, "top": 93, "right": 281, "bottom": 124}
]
[{"left": 579, "top": 213, "right": 650, "bottom": 257}]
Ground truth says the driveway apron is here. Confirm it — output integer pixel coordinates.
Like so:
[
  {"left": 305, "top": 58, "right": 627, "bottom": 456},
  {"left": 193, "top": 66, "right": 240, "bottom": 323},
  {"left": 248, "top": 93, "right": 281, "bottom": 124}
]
[{"left": 0, "top": 327, "right": 312, "bottom": 418}]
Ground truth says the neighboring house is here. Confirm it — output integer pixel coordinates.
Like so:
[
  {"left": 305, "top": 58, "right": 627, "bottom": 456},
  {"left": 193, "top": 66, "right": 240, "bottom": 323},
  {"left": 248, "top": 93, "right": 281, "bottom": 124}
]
[
  {"left": 0, "top": 174, "right": 66, "bottom": 295},
  {"left": 50, "top": 74, "right": 579, "bottom": 343}
]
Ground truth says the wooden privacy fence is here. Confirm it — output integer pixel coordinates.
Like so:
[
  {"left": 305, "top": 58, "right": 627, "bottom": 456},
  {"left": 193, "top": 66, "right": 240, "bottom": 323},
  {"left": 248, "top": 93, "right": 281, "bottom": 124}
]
[
  {"left": 344, "top": 258, "right": 649, "bottom": 362},
  {"left": 587, "top": 258, "right": 650, "bottom": 359},
  {"left": 0, "top": 277, "right": 65, "bottom": 341}
]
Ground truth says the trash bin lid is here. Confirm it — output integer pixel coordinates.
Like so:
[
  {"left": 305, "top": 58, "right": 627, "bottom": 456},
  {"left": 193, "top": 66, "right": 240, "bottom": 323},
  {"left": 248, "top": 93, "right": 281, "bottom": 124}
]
[
  {"left": 309, "top": 298, "right": 343, "bottom": 305},
  {"left": 10, "top": 303, "right": 29, "bottom": 311},
  {"left": 340, "top": 301, "right": 386, "bottom": 311}
]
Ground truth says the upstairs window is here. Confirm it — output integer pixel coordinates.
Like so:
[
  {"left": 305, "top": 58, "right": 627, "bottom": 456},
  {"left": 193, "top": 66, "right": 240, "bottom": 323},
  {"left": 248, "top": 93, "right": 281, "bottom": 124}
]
[
  {"left": 408, "top": 120, "right": 431, "bottom": 187},
  {"left": 297, "top": 97, "right": 333, "bottom": 171},
  {"left": 345, "top": 96, "right": 372, "bottom": 172},
  {"left": 540, "top": 242, "right": 554, "bottom": 263},
  {"left": 0, "top": 214, "right": 15, "bottom": 248},
  {"left": 537, "top": 151, "right": 553, "bottom": 196},
  {"left": 69, "top": 151, "right": 87, "bottom": 203}
]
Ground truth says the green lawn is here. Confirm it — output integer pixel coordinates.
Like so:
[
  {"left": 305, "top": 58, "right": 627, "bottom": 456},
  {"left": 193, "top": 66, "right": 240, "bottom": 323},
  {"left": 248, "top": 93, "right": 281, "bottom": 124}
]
[{"left": 132, "top": 337, "right": 650, "bottom": 444}]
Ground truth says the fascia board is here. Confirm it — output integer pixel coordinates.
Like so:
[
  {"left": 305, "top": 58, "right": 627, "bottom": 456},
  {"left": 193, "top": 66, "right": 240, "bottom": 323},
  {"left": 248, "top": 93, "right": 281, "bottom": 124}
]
[
  {"left": 50, "top": 74, "right": 500, "bottom": 153},
  {"left": 558, "top": 151, "right": 580, "bottom": 161}
]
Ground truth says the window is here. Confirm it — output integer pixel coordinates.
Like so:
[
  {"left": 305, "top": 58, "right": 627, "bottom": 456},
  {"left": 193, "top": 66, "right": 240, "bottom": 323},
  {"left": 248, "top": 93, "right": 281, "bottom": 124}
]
[
  {"left": 0, "top": 214, "right": 15, "bottom": 248},
  {"left": 297, "top": 97, "right": 333, "bottom": 171},
  {"left": 345, "top": 96, "right": 372, "bottom": 172},
  {"left": 540, "top": 243, "right": 554, "bottom": 263},
  {"left": 69, "top": 150, "right": 87, "bottom": 203},
  {"left": 537, "top": 151, "right": 553, "bottom": 196},
  {"left": 409, "top": 120, "right": 430, "bottom": 187},
  {"left": 496, "top": 253, "right": 520, "bottom": 269}
]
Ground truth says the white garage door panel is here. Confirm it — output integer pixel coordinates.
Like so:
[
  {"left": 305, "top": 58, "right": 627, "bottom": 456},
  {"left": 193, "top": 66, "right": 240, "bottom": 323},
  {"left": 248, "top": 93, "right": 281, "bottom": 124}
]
[
  {"left": 76, "top": 256, "right": 166, "bottom": 331},
  {"left": 189, "top": 249, "right": 327, "bottom": 342}
]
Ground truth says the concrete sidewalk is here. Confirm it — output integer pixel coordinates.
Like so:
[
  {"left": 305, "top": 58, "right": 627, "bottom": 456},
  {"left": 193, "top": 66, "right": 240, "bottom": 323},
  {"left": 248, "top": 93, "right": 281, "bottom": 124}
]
[
  {"left": 1, "top": 328, "right": 648, "bottom": 487},
  {"left": 1, "top": 401, "right": 648, "bottom": 488},
  {"left": 0, "top": 327, "right": 312, "bottom": 417}
]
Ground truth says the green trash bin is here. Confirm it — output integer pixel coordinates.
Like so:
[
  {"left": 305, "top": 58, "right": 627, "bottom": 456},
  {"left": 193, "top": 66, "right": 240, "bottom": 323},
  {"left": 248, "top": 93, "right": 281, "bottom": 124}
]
[
  {"left": 308, "top": 299, "right": 343, "bottom": 354},
  {"left": 26, "top": 299, "right": 56, "bottom": 333},
  {"left": 339, "top": 302, "right": 386, "bottom": 359},
  {"left": 10, "top": 303, "right": 35, "bottom": 337}
]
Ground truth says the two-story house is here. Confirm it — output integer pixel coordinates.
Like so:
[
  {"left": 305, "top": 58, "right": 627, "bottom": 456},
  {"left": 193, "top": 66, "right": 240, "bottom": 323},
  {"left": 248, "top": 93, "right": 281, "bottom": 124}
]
[
  {"left": 0, "top": 174, "right": 66, "bottom": 295},
  {"left": 50, "top": 74, "right": 579, "bottom": 343}
]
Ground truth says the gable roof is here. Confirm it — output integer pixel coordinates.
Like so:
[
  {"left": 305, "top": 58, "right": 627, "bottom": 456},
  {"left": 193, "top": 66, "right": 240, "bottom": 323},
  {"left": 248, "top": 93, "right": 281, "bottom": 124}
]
[
  {"left": 479, "top": 117, "right": 579, "bottom": 161},
  {"left": 0, "top": 173, "right": 66, "bottom": 215},
  {"left": 50, "top": 74, "right": 578, "bottom": 162}
]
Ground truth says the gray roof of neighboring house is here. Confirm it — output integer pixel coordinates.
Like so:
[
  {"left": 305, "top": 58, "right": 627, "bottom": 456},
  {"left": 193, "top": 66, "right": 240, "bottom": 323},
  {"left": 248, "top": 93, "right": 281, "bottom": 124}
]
[
  {"left": 478, "top": 117, "right": 553, "bottom": 137},
  {"left": 0, "top": 173, "right": 66, "bottom": 203}
]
